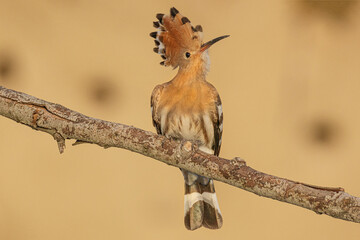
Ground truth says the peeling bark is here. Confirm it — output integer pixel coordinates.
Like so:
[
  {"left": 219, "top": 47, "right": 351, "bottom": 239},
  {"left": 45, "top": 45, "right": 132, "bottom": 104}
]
[{"left": 0, "top": 86, "right": 359, "bottom": 223}]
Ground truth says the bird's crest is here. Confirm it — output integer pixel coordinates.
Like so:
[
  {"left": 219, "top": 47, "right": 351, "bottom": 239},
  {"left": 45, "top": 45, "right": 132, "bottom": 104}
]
[{"left": 150, "top": 7, "right": 204, "bottom": 68}]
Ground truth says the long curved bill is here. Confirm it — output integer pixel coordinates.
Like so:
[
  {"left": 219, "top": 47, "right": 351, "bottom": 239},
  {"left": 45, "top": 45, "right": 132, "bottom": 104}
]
[{"left": 200, "top": 35, "right": 230, "bottom": 52}]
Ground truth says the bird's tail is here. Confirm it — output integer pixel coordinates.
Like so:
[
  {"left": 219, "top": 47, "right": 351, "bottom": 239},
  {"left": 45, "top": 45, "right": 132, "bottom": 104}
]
[{"left": 182, "top": 170, "right": 223, "bottom": 230}]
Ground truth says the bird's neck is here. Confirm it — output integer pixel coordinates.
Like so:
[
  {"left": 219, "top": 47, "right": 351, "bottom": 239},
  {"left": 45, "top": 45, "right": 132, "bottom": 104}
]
[
  {"left": 174, "top": 59, "right": 209, "bottom": 85},
  {"left": 173, "top": 69, "right": 204, "bottom": 86}
]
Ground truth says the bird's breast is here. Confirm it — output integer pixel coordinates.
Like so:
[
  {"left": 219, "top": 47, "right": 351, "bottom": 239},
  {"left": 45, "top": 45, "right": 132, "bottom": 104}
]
[{"left": 160, "top": 107, "right": 214, "bottom": 149}]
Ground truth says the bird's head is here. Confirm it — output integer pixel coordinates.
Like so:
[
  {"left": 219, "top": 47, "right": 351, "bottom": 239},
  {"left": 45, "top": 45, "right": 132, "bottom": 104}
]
[{"left": 150, "top": 7, "right": 229, "bottom": 75}]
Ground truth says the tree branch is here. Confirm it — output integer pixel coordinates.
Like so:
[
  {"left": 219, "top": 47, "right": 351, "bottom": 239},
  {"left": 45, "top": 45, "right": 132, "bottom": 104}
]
[{"left": 0, "top": 86, "right": 359, "bottom": 223}]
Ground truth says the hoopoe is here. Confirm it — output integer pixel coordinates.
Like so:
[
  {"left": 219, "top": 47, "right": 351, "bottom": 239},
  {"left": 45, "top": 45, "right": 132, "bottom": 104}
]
[{"left": 150, "top": 7, "right": 229, "bottom": 230}]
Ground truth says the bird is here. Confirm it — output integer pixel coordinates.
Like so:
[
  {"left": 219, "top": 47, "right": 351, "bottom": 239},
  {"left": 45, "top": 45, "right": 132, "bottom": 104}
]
[{"left": 150, "top": 7, "right": 229, "bottom": 230}]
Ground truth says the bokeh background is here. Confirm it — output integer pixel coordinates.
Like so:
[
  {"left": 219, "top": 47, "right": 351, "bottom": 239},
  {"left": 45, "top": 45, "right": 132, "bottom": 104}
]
[{"left": 1, "top": 0, "right": 360, "bottom": 239}]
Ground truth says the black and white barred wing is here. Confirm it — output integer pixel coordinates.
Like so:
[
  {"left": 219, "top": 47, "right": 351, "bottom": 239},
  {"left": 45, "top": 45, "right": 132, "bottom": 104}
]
[
  {"left": 150, "top": 84, "right": 164, "bottom": 135},
  {"left": 212, "top": 95, "right": 223, "bottom": 157}
]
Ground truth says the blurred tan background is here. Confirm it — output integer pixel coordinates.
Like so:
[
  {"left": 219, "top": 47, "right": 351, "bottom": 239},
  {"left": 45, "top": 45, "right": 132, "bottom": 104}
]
[{"left": 1, "top": 0, "right": 360, "bottom": 239}]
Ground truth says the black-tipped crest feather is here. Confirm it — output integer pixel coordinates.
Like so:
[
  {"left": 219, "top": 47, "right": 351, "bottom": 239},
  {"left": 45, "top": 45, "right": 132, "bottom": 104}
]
[
  {"left": 150, "top": 32, "right": 157, "bottom": 38},
  {"left": 181, "top": 17, "right": 190, "bottom": 24},
  {"left": 153, "top": 21, "right": 160, "bottom": 28},
  {"left": 156, "top": 13, "right": 164, "bottom": 23},
  {"left": 195, "top": 25, "right": 203, "bottom": 32},
  {"left": 170, "top": 7, "right": 179, "bottom": 17}
]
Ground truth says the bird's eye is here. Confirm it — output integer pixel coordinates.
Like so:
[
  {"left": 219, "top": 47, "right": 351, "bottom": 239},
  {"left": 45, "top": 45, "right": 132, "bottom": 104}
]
[{"left": 185, "top": 52, "right": 191, "bottom": 58}]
